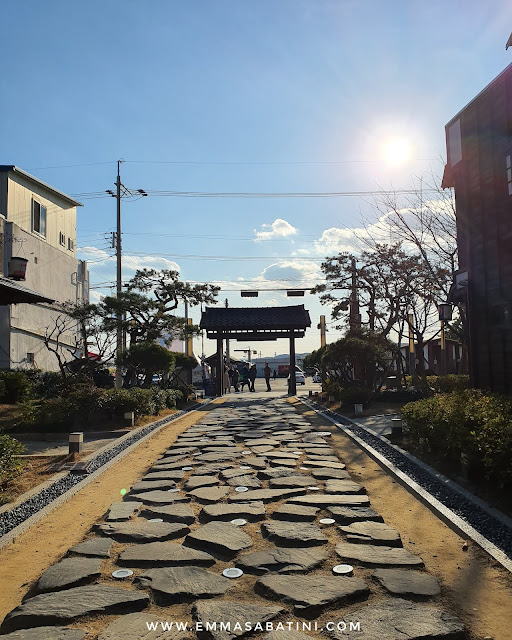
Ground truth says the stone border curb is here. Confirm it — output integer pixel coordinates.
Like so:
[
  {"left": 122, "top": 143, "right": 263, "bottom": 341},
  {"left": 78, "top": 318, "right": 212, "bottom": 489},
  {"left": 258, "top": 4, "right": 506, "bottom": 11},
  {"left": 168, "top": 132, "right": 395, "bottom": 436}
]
[
  {"left": 300, "top": 398, "right": 512, "bottom": 573},
  {"left": 0, "top": 400, "right": 213, "bottom": 551}
]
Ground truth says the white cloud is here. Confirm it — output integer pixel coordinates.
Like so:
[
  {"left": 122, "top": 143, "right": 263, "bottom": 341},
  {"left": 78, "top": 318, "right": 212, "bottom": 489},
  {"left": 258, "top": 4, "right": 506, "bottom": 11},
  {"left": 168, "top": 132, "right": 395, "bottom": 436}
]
[{"left": 254, "top": 218, "right": 297, "bottom": 241}]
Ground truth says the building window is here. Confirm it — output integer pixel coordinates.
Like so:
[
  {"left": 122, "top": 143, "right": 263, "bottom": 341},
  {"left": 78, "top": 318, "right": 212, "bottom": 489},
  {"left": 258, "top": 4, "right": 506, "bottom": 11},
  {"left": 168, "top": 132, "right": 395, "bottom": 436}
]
[
  {"left": 68, "top": 237, "right": 74, "bottom": 251},
  {"left": 59, "top": 231, "right": 66, "bottom": 246},
  {"left": 448, "top": 119, "right": 462, "bottom": 167},
  {"left": 507, "top": 155, "right": 512, "bottom": 195},
  {"left": 32, "top": 200, "right": 47, "bottom": 237}
]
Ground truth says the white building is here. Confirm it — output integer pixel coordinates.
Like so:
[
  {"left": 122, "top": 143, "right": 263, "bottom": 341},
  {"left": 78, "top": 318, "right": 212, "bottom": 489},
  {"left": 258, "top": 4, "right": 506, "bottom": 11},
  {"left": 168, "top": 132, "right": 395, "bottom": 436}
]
[{"left": 0, "top": 166, "right": 88, "bottom": 371}]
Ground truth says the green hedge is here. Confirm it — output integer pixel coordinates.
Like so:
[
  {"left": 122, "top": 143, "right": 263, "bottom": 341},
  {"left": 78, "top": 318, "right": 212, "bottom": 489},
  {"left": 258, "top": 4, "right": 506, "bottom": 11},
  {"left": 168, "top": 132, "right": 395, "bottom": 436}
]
[
  {"left": 16, "top": 386, "right": 183, "bottom": 431},
  {"left": 0, "top": 434, "right": 25, "bottom": 487},
  {"left": 401, "top": 389, "right": 512, "bottom": 486},
  {"left": 323, "top": 380, "right": 373, "bottom": 407},
  {"left": 0, "top": 372, "right": 33, "bottom": 404}
]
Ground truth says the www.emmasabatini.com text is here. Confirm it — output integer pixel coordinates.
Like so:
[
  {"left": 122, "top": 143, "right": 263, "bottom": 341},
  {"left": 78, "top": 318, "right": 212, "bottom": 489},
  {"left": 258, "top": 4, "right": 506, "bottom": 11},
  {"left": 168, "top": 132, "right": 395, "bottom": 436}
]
[{"left": 144, "top": 620, "right": 361, "bottom": 633}]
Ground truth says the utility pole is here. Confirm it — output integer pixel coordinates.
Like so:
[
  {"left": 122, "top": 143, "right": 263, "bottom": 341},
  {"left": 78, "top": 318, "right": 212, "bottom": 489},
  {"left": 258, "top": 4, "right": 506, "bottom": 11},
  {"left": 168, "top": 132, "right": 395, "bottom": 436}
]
[
  {"left": 115, "top": 160, "right": 123, "bottom": 389},
  {"left": 224, "top": 298, "right": 230, "bottom": 364},
  {"left": 106, "top": 160, "right": 147, "bottom": 389}
]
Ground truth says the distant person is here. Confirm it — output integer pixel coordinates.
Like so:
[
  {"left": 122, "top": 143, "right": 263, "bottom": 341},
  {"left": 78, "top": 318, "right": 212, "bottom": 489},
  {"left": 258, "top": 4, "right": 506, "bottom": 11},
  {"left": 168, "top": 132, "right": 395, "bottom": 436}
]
[
  {"left": 273, "top": 369, "right": 277, "bottom": 380},
  {"left": 229, "top": 366, "right": 239, "bottom": 392},
  {"left": 223, "top": 366, "right": 230, "bottom": 394},
  {"left": 264, "top": 362, "right": 272, "bottom": 392},
  {"left": 240, "top": 364, "right": 250, "bottom": 391},
  {"left": 249, "top": 364, "right": 257, "bottom": 392}
]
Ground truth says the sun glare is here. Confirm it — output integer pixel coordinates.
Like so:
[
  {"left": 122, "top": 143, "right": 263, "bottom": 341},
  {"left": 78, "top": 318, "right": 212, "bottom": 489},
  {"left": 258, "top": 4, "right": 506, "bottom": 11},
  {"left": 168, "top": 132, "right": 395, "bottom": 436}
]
[{"left": 383, "top": 138, "right": 411, "bottom": 166}]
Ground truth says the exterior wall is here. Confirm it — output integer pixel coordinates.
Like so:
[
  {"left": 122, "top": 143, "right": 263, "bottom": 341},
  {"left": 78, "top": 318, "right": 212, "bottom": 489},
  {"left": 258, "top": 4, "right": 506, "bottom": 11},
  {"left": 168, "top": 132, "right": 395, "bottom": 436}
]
[
  {"left": 5, "top": 172, "right": 77, "bottom": 257},
  {"left": 0, "top": 169, "right": 87, "bottom": 372},
  {"left": 446, "top": 63, "right": 512, "bottom": 392}
]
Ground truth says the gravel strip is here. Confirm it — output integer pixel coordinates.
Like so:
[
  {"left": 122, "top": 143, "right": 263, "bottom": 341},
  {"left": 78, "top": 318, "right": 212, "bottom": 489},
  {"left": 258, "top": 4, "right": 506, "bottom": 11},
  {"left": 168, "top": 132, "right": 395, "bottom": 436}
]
[
  {"left": 308, "top": 403, "right": 512, "bottom": 560},
  {"left": 0, "top": 405, "right": 204, "bottom": 539}
]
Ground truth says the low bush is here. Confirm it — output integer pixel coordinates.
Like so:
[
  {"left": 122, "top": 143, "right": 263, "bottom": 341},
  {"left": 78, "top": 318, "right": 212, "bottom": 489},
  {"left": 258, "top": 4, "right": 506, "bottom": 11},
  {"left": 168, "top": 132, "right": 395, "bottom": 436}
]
[
  {"left": 338, "top": 385, "right": 373, "bottom": 407},
  {"left": 23, "top": 370, "right": 65, "bottom": 399},
  {"left": 0, "top": 371, "right": 33, "bottom": 403},
  {"left": 401, "top": 389, "right": 512, "bottom": 486},
  {"left": 0, "top": 434, "right": 25, "bottom": 486}
]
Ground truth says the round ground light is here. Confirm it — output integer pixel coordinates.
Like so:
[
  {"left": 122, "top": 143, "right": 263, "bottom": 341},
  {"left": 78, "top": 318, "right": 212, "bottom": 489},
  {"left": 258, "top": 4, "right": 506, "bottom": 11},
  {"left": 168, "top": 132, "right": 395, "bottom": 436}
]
[
  {"left": 167, "top": 488, "right": 180, "bottom": 493},
  {"left": 242, "top": 451, "right": 251, "bottom": 455},
  {"left": 235, "top": 486, "right": 249, "bottom": 492},
  {"left": 317, "top": 431, "right": 332, "bottom": 436},
  {"left": 307, "top": 486, "right": 321, "bottom": 491},
  {"left": 239, "top": 465, "right": 251, "bottom": 470},
  {"left": 299, "top": 467, "right": 310, "bottom": 471},
  {"left": 231, "top": 518, "right": 248, "bottom": 526},
  {"left": 112, "top": 569, "right": 133, "bottom": 579},
  {"left": 332, "top": 564, "right": 354, "bottom": 576},
  {"left": 181, "top": 466, "right": 193, "bottom": 471},
  {"left": 319, "top": 518, "right": 336, "bottom": 525},
  {"left": 222, "top": 568, "right": 243, "bottom": 579},
  {"left": 147, "top": 518, "right": 164, "bottom": 523}
]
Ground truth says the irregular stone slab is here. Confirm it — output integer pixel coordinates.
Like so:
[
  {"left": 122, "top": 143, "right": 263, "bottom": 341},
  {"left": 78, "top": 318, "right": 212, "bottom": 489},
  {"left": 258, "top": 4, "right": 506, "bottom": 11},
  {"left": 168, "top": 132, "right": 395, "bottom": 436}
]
[
  {"left": 255, "top": 575, "right": 369, "bottom": 618},
  {"left": 306, "top": 456, "right": 339, "bottom": 463},
  {"left": 136, "top": 567, "right": 232, "bottom": 603},
  {"left": 268, "top": 458, "right": 297, "bottom": 468},
  {"left": 194, "top": 453, "right": 239, "bottom": 462},
  {"left": 237, "top": 546, "right": 328, "bottom": 574},
  {"left": 269, "top": 475, "right": 318, "bottom": 489},
  {"left": 372, "top": 569, "right": 440, "bottom": 597},
  {"left": 151, "top": 459, "right": 188, "bottom": 470},
  {"left": 326, "top": 506, "right": 383, "bottom": 524},
  {"left": 185, "top": 521, "right": 253, "bottom": 559},
  {"left": 229, "top": 488, "right": 307, "bottom": 503},
  {"left": 185, "top": 475, "right": 220, "bottom": 491},
  {"left": 324, "top": 480, "right": 366, "bottom": 494},
  {"left": 327, "top": 599, "right": 465, "bottom": 640},
  {"left": 258, "top": 468, "right": 301, "bottom": 480},
  {"left": 164, "top": 446, "right": 198, "bottom": 455},
  {"left": 96, "top": 521, "right": 189, "bottom": 542},
  {"left": 1, "top": 586, "right": 149, "bottom": 633},
  {"left": 99, "top": 612, "right": 184, "bottom": 640},
  {"left": 300, "top": 461, "right": 346, "bottom": 470},
  {"left": 271, "top": 504, "right": 319, "bottom": 522},
  {"left": 335, "top": 543, "right": 424, "bottom": 567},
  {"left": 339, "top": 521, "right": 401, "bottom": 546},
  {"left": 246, "top": 439, "right": 281, "bottom": 447},
  {"left": 130, "top": 480, "right": 177, "bottom": 493},
  {"left": 250, "top": 445, "right": 275, "bottom": 454},
  {"left": 240, "top": 456, "right": 267, "bottom": 469},
  {"left": 226, "top": 475, "right": 261, "bottom": 488},
  {"left": 140, "top": 503, "right": 195, "bottom": 524},
  {"left": 35, "top": 557, "right": 102, "bottom": 594},
  {"left": 187, "top": 486, "right": 231, "bottom": 503},
  {"left": 68, "top": 537, "right": 113, "bottom": 558},
  {"left": 220, "top": 468, "right": 256, "bottom": 480},
  {"left": 119, "top": 541, "right": 215, "bottom": 567},
  {"left": 264, "top": 452, "right": 300, "bottom": 460},
  {"left": 200, "top": 502, "right": 266, "bottom": 523},
  {"left": 1, "top": 628, "right": 87, "bottom": 640},
  {"left": 192, "top": 601, "right": 285, "bottom": 640},
  {"left": 303, "top": 449, "right": 335, "bottom": 457},
  {"left": 142, "top": 471, "right": 185, "bottom": 482},
  {"left": 310, "top": 468, "right": 350, "bottom": 480},
  {"left": 194, "top": 462, "right": 235, "bottom": 475},
  {"left": 125, "top": 490, "right": 189, "bottom": 505},
  {"left": 288, "top": 494, "right": 370, "bottom": 507},
  {"left": 262, "top": 521, "right": 327, "bottom": 547},
  {"left": 105, "top": 501, "right": 142, "bottom": 521}
]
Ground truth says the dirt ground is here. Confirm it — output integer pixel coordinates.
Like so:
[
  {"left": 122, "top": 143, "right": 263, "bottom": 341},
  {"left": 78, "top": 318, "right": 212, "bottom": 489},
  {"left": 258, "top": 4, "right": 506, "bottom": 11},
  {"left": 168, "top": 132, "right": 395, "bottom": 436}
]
[
  {"left": 0, "top": 397, "right": 511, "bottom": 640},
  {"left": 292, "top": 399, "right": 512, "bottom": 640},
  {"left": 0, "top": 402, "right": 219, "bottom": 621}
]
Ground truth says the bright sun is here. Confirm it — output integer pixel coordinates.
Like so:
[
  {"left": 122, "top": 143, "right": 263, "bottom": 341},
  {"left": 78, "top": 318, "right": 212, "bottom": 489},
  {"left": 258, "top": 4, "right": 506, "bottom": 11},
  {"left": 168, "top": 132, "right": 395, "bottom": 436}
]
[{"left": 383, "top": 138, "right": 411, "bottom": 166}]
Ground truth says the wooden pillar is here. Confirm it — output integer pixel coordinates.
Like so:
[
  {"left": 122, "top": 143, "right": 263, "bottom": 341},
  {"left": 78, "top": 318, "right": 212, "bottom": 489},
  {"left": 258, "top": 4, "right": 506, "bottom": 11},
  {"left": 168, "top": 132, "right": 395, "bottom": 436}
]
[
  {"left": 216, "top": 334, "right": 224, "bottom": 397},
  {"left": 289, "top": 331, "right": 297, "bottom": 396}
]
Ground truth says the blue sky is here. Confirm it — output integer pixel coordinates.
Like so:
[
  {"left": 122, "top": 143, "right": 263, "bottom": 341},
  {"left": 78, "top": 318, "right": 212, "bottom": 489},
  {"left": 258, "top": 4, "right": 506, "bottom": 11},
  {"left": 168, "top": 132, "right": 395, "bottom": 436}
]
[{"left": 1, "top": 1, "right": 511, "bottom": 357}]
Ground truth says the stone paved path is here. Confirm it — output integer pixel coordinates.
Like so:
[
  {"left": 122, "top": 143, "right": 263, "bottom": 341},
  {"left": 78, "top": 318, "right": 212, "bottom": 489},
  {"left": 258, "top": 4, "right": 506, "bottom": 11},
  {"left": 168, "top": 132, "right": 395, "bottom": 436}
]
[{"left": 0, "top": 398, "right": 466, "bottom": 639}]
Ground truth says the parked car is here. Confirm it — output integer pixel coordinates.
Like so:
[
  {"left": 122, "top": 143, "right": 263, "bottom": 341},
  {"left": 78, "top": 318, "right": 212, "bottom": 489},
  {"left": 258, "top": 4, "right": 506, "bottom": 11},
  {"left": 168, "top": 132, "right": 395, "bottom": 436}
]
[
  {"left": 288, "top": 371, "right": 306, "bottom": 385},
  {"left": 313, "top": 372, "right": 322, "bottom": 383}
]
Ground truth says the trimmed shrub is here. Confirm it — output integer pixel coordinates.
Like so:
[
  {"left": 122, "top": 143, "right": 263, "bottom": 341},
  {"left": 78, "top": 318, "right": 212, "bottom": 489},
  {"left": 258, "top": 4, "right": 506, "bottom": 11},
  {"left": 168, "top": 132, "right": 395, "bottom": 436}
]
[
  {"left": 427, "top": 375, "right": 469, "bottom": 393},
  {"left": 0, "top": 434, "right": 25, "bottom": 485},
  {"left": 23, "top": 370, "right": 65, "bottom": 399},
  {"left": 0, "top": 372, "right": 33, "bottom": 403},
  {"left": 401, "top": 389, "right": 512, "bottom": 486}
]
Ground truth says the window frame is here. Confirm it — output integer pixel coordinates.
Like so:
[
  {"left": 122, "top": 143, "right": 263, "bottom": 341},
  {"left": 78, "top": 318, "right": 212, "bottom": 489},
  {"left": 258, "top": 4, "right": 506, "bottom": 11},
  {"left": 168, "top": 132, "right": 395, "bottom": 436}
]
[
  {"left": 31, "top": 199, "right": 47, "bottom": 238},
  {"left": 59, "top": 231, "right": 66, "bottom": 247}
]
